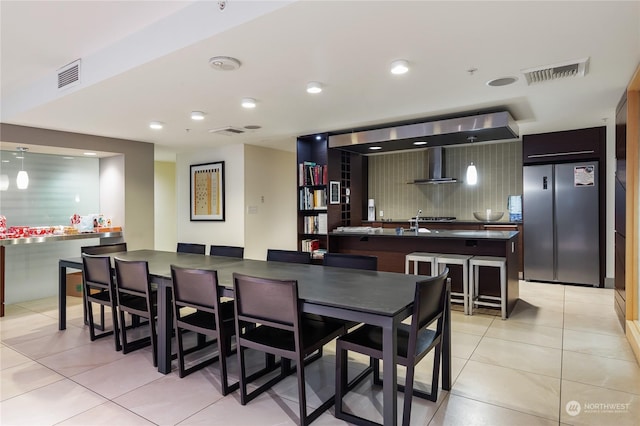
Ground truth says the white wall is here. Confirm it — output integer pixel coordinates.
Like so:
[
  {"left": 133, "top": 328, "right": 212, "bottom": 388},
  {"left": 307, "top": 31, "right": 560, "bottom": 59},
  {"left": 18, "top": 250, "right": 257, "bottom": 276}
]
[
  {"left": 176, "top": 144, "right": 246, "bottom": 250},
  {"left": 154, "top": 161, "right": 177, "bottom": 251},
  {"left": 244, "top": 144, "right": 296, "bottom": 260},
  {"left": 100, "top": 155, "right": 124, "bottom": 229}
]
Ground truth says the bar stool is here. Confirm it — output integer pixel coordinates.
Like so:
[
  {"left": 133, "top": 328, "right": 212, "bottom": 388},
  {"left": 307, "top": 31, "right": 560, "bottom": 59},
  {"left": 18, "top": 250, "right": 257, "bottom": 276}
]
[
  {"left": 405, "top": 252, "right": 439, "bottom": 276},
  {"left": 469, "top": 256, "right": 507, "bottom": 319},
  {"left": 435, "top": 253, "right": 472, "bottom": 314}
]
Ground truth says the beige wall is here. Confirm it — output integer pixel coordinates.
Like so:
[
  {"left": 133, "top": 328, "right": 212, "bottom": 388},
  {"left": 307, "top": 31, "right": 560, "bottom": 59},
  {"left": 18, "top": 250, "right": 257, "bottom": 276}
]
[
  {"left": 244, "top": 144, "right": 296, "bottom": 260},
  {"left": 154, "top": 161, "right": 176, "bottom": 252},
  {"left": 368, "top": 141, "right": 523, "bottom": 221},
  {"left": 176, "top": 144, "right": 246, "bottom": 251},
  {"left": 0, "top": 124, "right": 154, "bottom": 250}
]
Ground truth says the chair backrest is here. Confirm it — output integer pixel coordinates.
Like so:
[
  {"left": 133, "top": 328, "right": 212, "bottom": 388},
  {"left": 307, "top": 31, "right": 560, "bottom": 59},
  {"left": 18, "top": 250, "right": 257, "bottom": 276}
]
[
  {"left": 232, "top": 273, "right": 299, "bottom": 328},
  {"left": 176, "top": 243, "right": 206, "bottom": 255},
  {"left": 210, "top": 245, "right": 244, "bottom": 258},
  {"left": 81, "top": 242, "right": 127, "bottom": 255},
  {"left": 82, "top": 254, "right": 113, "bottom": 289},
  {"left": 171, "top": 265, "right": 220, "bottom": 312},
  {"left": 412, "top": 267, "right": 450, "bottom": 334},
  {"left": 114, "top": 258, "right": 151, "bottom": 295},
  {"left": 266, "top": 249, "right": 311, "bottom": 264},
  {"left": 323, "top": 253, "right": 377, "bottom": 271}
]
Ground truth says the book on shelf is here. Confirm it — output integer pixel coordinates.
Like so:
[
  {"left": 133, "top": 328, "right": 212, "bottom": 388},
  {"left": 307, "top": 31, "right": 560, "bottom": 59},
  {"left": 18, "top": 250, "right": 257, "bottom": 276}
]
[
  {"left": 299, "top": 187, "right": 327, "bottom": 210},
  {"left": 311, "top": 248, "right": 327, "bottom": 259},
  {"left": 301, "top": 238, "right": 320, "bottom": 252},
  {"left": 298, "top": 162, "right": 328, "bottom": 186},
  {"left": 317, "top": 213, "right": 328, "bottom": 234}
]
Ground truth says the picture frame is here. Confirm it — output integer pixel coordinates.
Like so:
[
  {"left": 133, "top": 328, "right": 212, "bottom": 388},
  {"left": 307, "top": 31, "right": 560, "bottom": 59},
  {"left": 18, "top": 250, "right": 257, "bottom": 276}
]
[
  {"left": 190, "top": 161, "right": 225, "bottom": 221},
  {"left": 329, "top": 180, "right": 340, "bottom": 204}
]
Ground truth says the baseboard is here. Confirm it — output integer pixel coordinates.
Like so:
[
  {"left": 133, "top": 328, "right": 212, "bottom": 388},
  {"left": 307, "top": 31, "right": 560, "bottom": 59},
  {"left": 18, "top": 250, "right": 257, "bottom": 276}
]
[
  {"left": 626, "top": 320, "right": 640, "bottom": 366},
  {"left": 604, "top": 276, "right": 615, "bottom": 289}
]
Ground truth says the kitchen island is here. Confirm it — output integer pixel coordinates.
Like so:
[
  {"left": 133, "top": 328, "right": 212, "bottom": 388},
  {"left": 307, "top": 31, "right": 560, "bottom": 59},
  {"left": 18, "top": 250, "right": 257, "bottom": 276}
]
[
  {"left": 329, "top": 228, "right": 519, "bottom": 317},
  {"left": 0, "top": 231, "right": 123, "bottom": 316}
]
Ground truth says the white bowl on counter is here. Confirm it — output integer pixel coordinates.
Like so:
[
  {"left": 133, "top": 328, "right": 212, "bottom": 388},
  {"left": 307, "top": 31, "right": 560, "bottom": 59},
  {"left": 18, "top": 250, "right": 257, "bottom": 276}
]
[{"left": 473, "top": 211, "right": 504, "bottom": 222}]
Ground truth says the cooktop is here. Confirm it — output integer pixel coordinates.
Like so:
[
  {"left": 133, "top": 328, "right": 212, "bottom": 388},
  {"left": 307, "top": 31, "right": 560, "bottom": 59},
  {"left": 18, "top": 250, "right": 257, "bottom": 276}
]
[{"left": 411, "top": 216, "right": 457, "bottom": 222}]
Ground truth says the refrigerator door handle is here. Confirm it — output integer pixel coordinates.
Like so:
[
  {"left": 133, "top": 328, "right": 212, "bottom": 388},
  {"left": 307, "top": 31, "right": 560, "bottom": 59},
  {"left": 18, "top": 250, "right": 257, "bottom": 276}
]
[{"left": 543, "top": 176, "right": 548, "bottom": 190}]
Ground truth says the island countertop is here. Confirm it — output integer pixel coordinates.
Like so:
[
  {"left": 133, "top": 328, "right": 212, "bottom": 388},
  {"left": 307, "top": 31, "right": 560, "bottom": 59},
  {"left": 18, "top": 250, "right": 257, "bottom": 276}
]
[
  {"left": 328, "top": 226, "right": 520, "bottom": 317},
  {"left": 331, "top": 228, "right": 518, "bottom": 240}
]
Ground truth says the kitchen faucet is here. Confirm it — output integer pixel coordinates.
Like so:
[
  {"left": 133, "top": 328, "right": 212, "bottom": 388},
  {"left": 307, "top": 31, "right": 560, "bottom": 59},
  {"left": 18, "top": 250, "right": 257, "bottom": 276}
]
[{"left": 414, "top": 209, "right": 422, "bottom": 235}]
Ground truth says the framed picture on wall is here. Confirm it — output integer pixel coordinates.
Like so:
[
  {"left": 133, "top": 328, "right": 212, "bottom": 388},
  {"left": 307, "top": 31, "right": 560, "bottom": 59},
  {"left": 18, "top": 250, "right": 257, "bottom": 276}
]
[
  {"left": 329, "top": 181, "right": 340, "bottom": 204},
  {"left": 190, "top": 161, "right": 225, "bottom": 221}
]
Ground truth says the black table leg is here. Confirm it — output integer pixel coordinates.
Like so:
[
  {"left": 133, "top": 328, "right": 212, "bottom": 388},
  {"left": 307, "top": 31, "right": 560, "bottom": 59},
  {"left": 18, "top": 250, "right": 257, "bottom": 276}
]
[
  {"left": 58, "top": 261, "right": 67, "bottom": 330},
  {"left": 156, "top": 278, "right": 172, "bottom": 374},
  {"left": 382, "top": 317, "right": 399, "bottom": 426}
]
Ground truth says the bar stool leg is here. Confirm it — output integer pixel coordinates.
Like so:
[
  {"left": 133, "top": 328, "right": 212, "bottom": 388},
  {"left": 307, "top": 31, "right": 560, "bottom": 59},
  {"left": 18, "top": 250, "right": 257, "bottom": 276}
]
[
  {"left": 500, "top": 264, "right": 507, "bottom": 320},
  {"left": 462, "top": 264, "right": 469, "bottom": 315},
  {"left": 405, "top": 257, "right": 410, "bottom": 274}
]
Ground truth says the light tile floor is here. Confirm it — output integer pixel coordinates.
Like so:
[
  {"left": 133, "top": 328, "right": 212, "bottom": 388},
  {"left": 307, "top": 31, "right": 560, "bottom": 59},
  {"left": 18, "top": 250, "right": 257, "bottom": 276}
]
[{"left": 1, "top": 281, "right": 639, "bottom": 425}]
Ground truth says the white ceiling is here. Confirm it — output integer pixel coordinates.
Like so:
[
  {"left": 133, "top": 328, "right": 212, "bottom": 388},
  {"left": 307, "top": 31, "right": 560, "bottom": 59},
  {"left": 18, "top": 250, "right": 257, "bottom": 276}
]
[{"left": 1, "top": 1, "right": 639, "bottom": 161}]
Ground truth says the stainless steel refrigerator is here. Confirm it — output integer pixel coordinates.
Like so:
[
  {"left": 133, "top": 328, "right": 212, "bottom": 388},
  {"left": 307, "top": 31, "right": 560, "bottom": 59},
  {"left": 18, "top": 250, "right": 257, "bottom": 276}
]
[{"left": 523, "top": 162, "right": 599, "bottom": 286}]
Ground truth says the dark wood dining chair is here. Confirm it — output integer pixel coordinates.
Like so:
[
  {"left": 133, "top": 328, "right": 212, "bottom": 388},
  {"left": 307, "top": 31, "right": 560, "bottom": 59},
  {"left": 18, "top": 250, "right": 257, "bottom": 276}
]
[
  {"left": 335, "top": 268, "right": 450, "bottom": 426},
  {"left": 114, "top": 258, "right": 157, "bottom": 366},
  {"left": 319, "top": 253, "right": 378, "bottom": 331},
  {"left": 81, "top": 254, "right": 121, "bottom": 351},
  {"left": 81, "top": 243, "right": 128, "bottom": 329},
  {"left": 266, "top": 248, "right": 311, "bottom": 264},
  {"left": 323, "top": 252, "right": 377, "bottom": 271},
  {"left": 209, "top": 245, "right": 244, "bottom": 258},
  {"left": 170, "top": 265, "right": 237, "bottom": 395},
  {"left": 176, "top": 242, "right": 206, "bottom": 255},
  {"left": 232, "top": 272, "right": 345, "bottom": 425}
]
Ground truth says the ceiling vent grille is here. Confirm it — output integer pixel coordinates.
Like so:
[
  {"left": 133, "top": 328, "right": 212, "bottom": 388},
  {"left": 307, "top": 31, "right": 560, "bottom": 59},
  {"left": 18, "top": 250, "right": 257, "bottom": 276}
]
[
  {"left": 208, "top": 126, "right": 245, "bottom": 136},
  {"left": 57, "top": 59, "right": 81, "bottom": 90},
  {"left": 521, "top": 57, "right": 589, "bottom": 85}
]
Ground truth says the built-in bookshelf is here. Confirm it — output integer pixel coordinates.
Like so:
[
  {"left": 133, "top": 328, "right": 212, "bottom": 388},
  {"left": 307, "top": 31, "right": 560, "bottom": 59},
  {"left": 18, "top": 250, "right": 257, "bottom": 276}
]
[{"left": 296, "top": 134, "right": 329, "bottom": 261}]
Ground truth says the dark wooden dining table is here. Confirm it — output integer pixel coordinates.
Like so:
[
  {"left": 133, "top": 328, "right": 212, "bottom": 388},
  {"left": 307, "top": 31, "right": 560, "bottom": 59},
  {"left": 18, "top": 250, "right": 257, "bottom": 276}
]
[{"left": 58, "top": 249, "right": 451, "bottom": 425}]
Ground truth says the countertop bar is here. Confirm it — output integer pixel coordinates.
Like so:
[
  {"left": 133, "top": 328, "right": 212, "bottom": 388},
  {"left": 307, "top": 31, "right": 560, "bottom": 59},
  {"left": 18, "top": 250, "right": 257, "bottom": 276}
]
[
  {"left": 364, "top": 219, "right": 522, "bottom": 225},
  {"left": 332, "top": 228, "right": 518, "bottom": 240},
  {"left": 0, "top": 231, "right": 123, "bottom": 317},
  {"left": 0, "top": 231, "right": 122, "bottom": 246},
  {"left": 329, "top": 228, "right": 520, "bottom": 317}
]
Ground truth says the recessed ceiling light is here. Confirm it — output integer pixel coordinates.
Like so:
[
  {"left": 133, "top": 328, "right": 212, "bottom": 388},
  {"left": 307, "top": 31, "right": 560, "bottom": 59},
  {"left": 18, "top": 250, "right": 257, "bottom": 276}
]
[
  {"left": 149, "top": 121, "right": 164, "bottom": 130},
  {"left": 486, "top": 76, "right": 518, "bottom": 87},
  {"left": 208, "top": 56, "right": 241, "bottom": 71},
  {"left": 413, "top": 141, "right": 427, "bottom": 146},
  {"left": 191, "top": 111, "right": 205, "bottom": 120},
  {"left": 1, "top": 160, "right": 9, "bottom": 163},
  {"left": 63, "top": 157, "right": 74, "bottom": 160},
  {"left": 369, "top": 146, "right": 382, "bottom": 150},
  {"left": 83, "top": 152, "right": 97, "bottom": 156},
  {"left": 390, "top": 59, "right": 409, "bottom": 75},
  {"left": 306, "top": 82, "right": 323, "bottom": 94},
  {"left": 315, "top": 135, "right": 322, "bottom": 140},
  {"left": 241, "top": 98, "right": 257, "bottom": 108}
]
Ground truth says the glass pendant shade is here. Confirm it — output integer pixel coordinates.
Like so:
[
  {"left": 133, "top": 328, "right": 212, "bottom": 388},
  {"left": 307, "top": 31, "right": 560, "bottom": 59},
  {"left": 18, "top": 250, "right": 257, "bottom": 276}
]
[
  {"left": 0, "top": 174, "right": 9, "bottom": 191},
  {"left": 17, "top": 170, "right": 29, "bottom": 189},
  {"left": 466, "top": 162, "right": 478, "bottom": 185}
]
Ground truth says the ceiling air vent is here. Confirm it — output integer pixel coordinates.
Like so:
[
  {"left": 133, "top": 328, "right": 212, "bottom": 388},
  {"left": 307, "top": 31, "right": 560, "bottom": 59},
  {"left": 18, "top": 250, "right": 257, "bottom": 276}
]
[
  {"left": 521, "top": 57, "right": 589, "bottom": 85},
  {"left": 57, "top": 59, "right": 81, "bottom": 90},
  {"left": 208, "top": 126, "right": 245, "bottom": 136}
]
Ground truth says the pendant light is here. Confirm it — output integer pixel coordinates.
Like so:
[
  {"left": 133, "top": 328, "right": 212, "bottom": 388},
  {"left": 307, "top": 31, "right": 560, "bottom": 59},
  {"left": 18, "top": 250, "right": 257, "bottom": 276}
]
[
  {"left": 465, "top": 136, "right": 478, "bottom": 185},
  {"left": 466, "top": 162, "right": 478, "bottom": 185},
  {"left": 16, "top": 147, "right": 29, "bottom": 190}
]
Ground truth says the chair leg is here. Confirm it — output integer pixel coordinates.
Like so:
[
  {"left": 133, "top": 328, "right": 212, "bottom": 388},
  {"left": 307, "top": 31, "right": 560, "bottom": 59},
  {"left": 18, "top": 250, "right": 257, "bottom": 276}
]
[
  {"left": 176, "top": 327, "right": 186, "bottom": 377},
  {"left": 110, "top": 302, "right": 121, "bottom": 351},
  {"left": 296, "top": 354, "right": 308, "bottom": 425},
  {"left": 335, "top": 343, "right": 347, "bottom": 418},
  {"left": 429, "top": 344, "right": 442, "bottom": 403},
  {"left": 402, "top": 364, "right": 416, "bottom": 426},
  {"left": 238, "top": 346, "right": 249, "bottom": 405}
]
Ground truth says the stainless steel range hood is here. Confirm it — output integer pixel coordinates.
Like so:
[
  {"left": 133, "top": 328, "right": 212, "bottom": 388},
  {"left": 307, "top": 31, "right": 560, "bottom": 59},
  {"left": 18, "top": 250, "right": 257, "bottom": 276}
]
[
  {"left": 328, "top": 111, "right": 518, "bottom": 154},
  {"left": 414, "top": 146, "right": 456, "bottom": 184}
]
